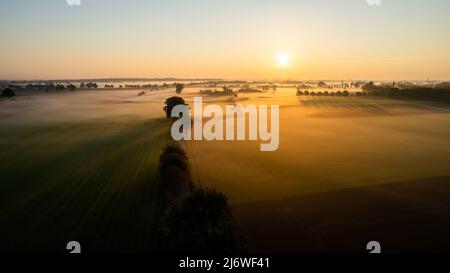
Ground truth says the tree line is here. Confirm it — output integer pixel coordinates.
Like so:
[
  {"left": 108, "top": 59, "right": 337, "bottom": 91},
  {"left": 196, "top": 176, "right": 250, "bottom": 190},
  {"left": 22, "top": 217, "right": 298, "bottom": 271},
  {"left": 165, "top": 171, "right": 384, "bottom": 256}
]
[
  {"left": 361, "top": 81, "right": 450, "bottom": 102},
  {"left": 297, "top": 89, "right": 352, "bottom": 97},
  {"left": 297, "top": 81, "right": 450, "bottom": 102},
  {"left": 157, "top": 96, "right": 247, "bottom": 253}
]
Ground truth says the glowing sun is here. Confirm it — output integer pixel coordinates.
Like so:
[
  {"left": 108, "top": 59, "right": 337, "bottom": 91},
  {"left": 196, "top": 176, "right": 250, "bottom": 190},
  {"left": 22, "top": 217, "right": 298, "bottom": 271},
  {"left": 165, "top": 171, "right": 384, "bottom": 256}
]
[{"left": 277, "top": 54, "right": 289, "bottom": 67}]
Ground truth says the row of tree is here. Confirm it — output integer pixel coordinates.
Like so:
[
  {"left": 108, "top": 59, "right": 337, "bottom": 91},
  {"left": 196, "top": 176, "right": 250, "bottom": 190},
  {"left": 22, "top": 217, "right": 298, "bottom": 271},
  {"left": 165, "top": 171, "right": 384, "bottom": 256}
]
[
  {"left": 158, "top": 96, "right": 247, "bottom": 253},
  {"left": 297, "top": 90, "right": 352, "bottom": 97},
  {"left": 158, "top": 143, "right": 247, "bottom": 253},
  {"left": 317, "top": 81, "right": 361, "bottom": 89},
  {"left": 297, "top": 82, "right": 450, "bottom": 102},
  {"left": 24, "top": 83, "right": 76, "bottom": 91},
  {"left": 80, "top": 82, "right": 98, "bottom": 89},
  {"left": 362, "top": 81, "right": 450, "bottom": 102},
  {"left": 199, "top": 86, "right": 235, "bottom": 96},
  {"left": 159, "top": 144, "right": 193, "bottom": 204}
]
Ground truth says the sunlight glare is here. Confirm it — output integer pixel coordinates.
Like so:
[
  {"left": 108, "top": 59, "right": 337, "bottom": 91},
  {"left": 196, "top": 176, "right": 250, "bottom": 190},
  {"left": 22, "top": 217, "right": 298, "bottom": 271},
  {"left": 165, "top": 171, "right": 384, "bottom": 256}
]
[{"left": 277, "top": 54, "right": 289, "bottom": 67}]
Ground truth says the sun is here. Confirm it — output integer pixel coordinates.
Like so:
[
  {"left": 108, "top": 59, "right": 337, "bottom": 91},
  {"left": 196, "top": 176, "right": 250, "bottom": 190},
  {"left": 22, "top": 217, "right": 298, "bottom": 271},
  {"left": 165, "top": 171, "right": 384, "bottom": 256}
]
[{"left": 277, "top": 54, "right": 289, "bottom": 67}]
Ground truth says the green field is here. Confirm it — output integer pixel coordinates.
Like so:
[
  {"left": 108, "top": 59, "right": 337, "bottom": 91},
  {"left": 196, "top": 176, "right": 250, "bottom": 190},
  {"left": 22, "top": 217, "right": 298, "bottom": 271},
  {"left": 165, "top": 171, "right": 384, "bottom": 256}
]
[{"left": 0, "top": 91, "right": 172, "bottom": 252}]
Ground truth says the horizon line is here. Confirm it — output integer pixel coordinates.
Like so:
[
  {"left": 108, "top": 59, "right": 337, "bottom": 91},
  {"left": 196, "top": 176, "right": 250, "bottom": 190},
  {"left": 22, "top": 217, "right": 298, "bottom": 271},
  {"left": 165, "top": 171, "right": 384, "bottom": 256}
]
[{"left": 1, "top": 77, "right": 449, "bottom": 83}]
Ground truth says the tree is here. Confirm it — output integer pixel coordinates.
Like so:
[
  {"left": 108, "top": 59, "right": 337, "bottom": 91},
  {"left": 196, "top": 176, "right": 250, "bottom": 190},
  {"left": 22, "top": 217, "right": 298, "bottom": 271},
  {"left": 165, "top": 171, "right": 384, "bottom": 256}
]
[
  {"left": 223, "top": 86, "right": 233, "bottom": 94},
  {"left": 55, "top": 84, "right": 65, "bottom": 91},
  {"left": 85, "top": 82, "right": 98, "bottom": 89},
  {"left": 175, "top": 83, "right": 184, "bottom": 94},
  {"left": 67, "top": 84, "right": 76, "bottom": 91},
  {"left": 162, "top": 188, "right": 248, "bottom": 253},
  {"left": 46, "top": 83, "right": 55, "bottom": 91},
  {"left": 2, "top": 88, "right": 15, "bottom": 98},
  {"left": 163, "top": 96, "right": 187, "bottom": 118},
  {"left": 317, "top": 81, "right": 326, "bottom": 88},
  {"left": 159, "top": 144, "right": 189, "bottom": 174},
  {"left": 159, "top": 144, "right": 192, "bottom": 204},
  {"left": 362, "top": 81, "right": 374, "bottom": 92}
]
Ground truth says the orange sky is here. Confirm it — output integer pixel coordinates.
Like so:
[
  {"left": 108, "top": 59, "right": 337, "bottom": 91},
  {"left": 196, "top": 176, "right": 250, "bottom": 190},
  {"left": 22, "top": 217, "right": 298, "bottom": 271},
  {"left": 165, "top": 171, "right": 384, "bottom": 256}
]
[{"left": 1, "top": 0, "right": 449, "bottom": 80}]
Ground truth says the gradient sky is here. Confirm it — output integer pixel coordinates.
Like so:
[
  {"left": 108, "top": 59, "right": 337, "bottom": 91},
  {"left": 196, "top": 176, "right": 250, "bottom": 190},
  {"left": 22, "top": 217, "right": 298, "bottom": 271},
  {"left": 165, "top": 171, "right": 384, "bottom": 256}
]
[{"left": 0, "top": 0, "right": 449, "bottom": 80}]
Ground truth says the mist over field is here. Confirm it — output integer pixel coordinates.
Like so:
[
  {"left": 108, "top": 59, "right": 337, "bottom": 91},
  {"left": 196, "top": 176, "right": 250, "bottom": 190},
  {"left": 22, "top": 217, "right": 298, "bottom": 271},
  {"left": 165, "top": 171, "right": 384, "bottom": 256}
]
[{"left": 1, "top": 84, "right": 450, "bottom": 252}]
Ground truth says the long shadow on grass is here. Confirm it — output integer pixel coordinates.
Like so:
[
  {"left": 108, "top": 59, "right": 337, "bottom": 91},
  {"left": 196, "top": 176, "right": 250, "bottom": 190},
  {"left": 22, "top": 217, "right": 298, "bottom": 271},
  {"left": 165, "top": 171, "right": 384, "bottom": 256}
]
[{"left": 0, "top": 118, "right": 172, "bottom": 252}]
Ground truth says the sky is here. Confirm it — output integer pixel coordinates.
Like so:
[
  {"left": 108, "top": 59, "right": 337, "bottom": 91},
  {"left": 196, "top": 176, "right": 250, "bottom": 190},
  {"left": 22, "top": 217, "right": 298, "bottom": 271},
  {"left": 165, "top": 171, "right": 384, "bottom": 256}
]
[{"left": 0, "top": 0, "right": 449, "bottom": 81}]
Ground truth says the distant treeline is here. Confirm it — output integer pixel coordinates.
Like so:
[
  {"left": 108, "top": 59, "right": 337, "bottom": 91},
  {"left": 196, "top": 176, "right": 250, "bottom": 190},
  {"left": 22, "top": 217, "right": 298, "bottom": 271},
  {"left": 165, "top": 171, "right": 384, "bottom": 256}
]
[
  {"left": 238, "top": 86, "right": 264, "bottom": 93},
  {"left": 297, "top": 81, "right": 450, "bottom": 102},
  {"left": 260, "top": 84, "right": 278, "bottom": 91},
  {"left": 361, "top": 81, "right": 450, "bottom": 102},
  {"left": 297, "top": 89, "right": 352, "bottom": 97},
  {"left": 4, "top": 81, "right": 179, "bottom": 92},
  {"left": 199, "top": 86, "right": 235, "bottom": 96},
  {"left": 13, "top": 82, "right": 96, "bottom": 91},
  {"left": 318, "top": 81, "right": 361, "bottom": 89},
  {"left": 9, "top": 83, "right": 78, "bottom": 91}
]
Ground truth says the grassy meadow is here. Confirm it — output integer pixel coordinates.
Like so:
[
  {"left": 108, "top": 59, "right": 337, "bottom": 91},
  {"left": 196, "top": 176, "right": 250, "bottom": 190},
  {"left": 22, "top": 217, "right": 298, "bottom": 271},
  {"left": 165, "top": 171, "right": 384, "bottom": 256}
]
[{"left": 0, "top": 90, "right": 172, "bottom": 252}]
